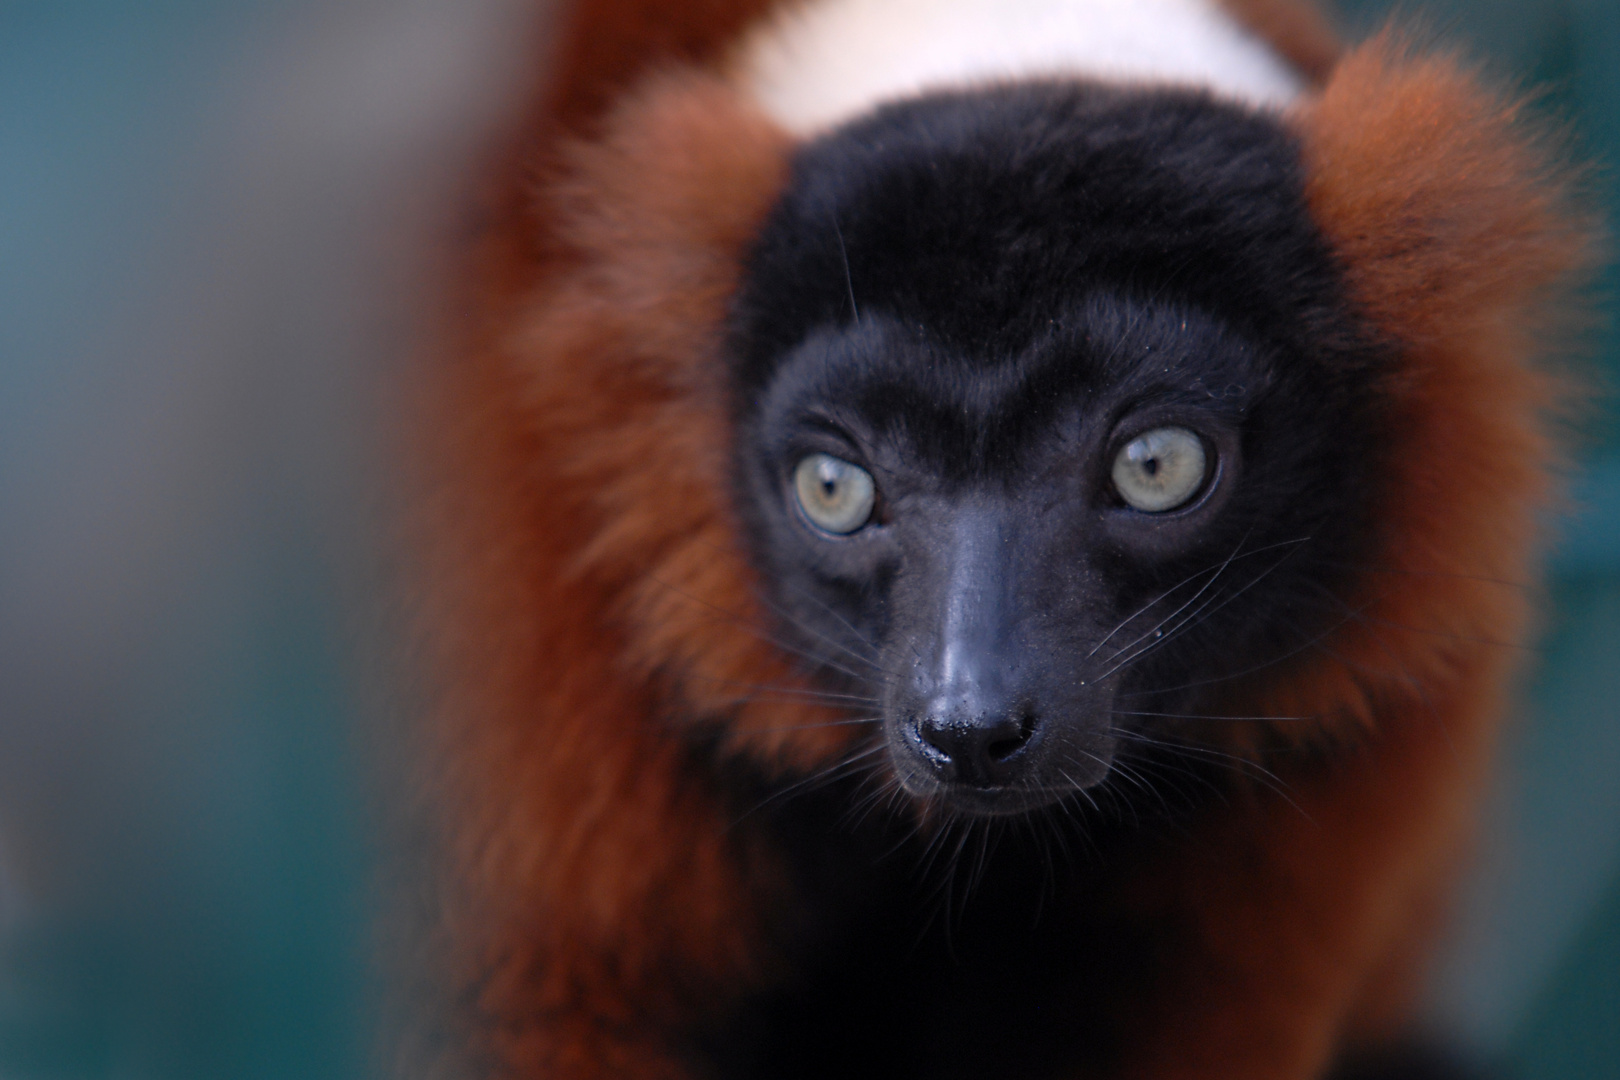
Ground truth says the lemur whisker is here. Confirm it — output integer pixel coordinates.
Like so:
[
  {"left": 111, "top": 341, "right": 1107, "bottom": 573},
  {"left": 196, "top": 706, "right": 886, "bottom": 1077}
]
[
  {"left": 642, "top": 571, "right": 882, "bottom": 684},
  {"left": 1110, "top": 729, "right": 1301, "bottom": 811},
  {"left": 747, "top": 586, "right": 898, "bottom": 677},
  {"left": 753, "top": 577, "right": 892, "bottom": 669},
  {"left": 1142, "top": 540, "right": 1307, "bottom": 650},
  {"left": 1102, "top": 756, "right": 1167, "bottom": 822},
  {"left": 833, "top": 216, "right": 861, "bottom": 325},
  {"left": 661, "top": 538, "right": 895, "bottom": 672},
  {"left": 1110, "top": 745, "right": 1227, "bottom": 810},
  {"left": 679, "top": 672, "right": 882, "bottom": 706},
  {"left": 1085, "top": 565, "right": 1222, "bottom": 661},
  {"left": 1111, "top": 709, "right": 1317, "bottom": 723},
  {"left": 1097, "top": 530, "right": 1260, "bottom": 665},
  {"left": 1095, "top": 541, "right": 1305, "bottom": 684},
  {"left": 725, "top": 742, "right": 888, "bottom": 829},
  {"left": 744, "top": 716, "right": 884, "bottom": 732},
  {"left": 1086, "top": 534, "right": 1310, "bottom": 662},
  {"left": 1116, "top": 560, "right": 1371, "bottom": 699},
  {"left": 687, "top": 536, "right": 889, "bottom": 665}
]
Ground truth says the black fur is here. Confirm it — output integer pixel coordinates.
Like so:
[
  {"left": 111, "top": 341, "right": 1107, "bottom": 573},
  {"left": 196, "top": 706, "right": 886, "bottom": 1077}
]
[{"left": 726, "top": 82, "right": 1392, "bottom": 815}]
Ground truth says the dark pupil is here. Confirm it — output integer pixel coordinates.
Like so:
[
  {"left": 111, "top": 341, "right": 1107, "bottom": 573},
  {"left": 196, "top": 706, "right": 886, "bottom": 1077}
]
[
  {"left": 821, "top": 477, "right": 838, "bottom": 498},
  {"left": 1142, "top": 457, "right": 1160, "bottom": 476}
]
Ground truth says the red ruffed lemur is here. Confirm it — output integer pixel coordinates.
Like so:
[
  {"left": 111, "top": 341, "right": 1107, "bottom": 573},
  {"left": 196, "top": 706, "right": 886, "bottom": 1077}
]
[{"left": 411, "top": 0, "right": 1597, "bottom": 1077}]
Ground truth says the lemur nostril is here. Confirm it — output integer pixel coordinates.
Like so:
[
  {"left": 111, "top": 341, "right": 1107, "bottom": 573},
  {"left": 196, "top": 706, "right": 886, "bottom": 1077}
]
[
  {"left": 985, "top": 737, "right": 1022, "bottom": 762},
  {"left": 914, "top": 705, "right": 1039, "bottom": 786},
  {"left": 916, "top": 720, "right": 955, "bottom": 764},
  {"left": 986, "top": 709, "right": 1037, "bottom": 762}
]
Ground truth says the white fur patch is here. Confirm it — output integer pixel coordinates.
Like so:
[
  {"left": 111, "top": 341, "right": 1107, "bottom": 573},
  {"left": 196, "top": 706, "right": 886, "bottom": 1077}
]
[{"left": 732, "top": 0, "right": 1304, "bottom": 136}]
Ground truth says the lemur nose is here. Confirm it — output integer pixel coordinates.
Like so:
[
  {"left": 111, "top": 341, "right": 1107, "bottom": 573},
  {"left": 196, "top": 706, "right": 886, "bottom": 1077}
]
[{"left": 915, "top": 707, "right": 1039, "bottom": 787}]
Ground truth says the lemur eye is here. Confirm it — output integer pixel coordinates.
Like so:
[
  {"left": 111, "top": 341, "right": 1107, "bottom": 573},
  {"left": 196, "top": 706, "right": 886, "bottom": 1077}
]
[
  {"left": 1112, "top": 427, "right": 1207, "bottom": 512},
  {"left": 794, "top": 453, "right": 876, "bottom": 534}
]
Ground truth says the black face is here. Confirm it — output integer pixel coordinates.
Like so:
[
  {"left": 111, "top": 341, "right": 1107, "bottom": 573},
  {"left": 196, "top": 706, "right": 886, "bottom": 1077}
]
[{"left": 727, "top": 84, "right": 1387, "bottom": 817}]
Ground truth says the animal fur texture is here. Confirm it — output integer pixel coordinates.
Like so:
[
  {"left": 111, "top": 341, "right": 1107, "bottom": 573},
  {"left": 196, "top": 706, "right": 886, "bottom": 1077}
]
[{"left": 412, "top": 1, "right": 1596, "bottom": 1077}]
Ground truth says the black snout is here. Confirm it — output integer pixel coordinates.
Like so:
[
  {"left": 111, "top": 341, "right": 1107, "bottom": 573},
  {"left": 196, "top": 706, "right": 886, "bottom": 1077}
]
[
  {"left": 915, "top": 707, "right": 1039, "bottom": 787},
  {"left": 884, "top": 502, "right": 1118, "bottom": 813},
  {"left": 895, "top": 506, "right": 1048, "bottom": 791}
]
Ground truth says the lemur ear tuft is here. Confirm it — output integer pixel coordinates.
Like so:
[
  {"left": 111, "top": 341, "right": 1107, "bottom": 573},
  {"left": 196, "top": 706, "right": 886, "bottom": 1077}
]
[
  {"left": 550, "top": 70, "right": 792, "bottom": 273},
  {"left": 1251, "top": 30, "right": 1602, "bottom": 734},
  {"left": 1296, "top": 29, "right": 1600, "bottom": 357}
]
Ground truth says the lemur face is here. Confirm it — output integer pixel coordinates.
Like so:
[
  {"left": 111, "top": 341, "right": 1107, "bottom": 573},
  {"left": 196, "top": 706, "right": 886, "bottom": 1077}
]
[{"left": 729, "top": 84, "right": 1387, "bottom": 815}]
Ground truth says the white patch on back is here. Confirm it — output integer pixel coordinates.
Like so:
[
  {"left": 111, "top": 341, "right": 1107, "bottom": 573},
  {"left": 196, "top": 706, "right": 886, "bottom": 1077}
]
[{"left": 732, "top": 0, "right": 1304, "bottom": 136}]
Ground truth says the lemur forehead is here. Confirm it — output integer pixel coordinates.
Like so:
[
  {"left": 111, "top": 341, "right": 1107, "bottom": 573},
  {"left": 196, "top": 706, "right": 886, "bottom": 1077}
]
[{"left": 731, "top": 0, "right": 1306, "bottom": 136}]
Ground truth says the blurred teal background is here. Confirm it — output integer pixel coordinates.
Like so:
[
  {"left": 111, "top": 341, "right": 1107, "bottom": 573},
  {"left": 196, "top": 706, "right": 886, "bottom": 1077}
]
[
  {"left": 0, "top": 2, "right": 1614, "bottom": 1077},
  {"left": 0, "top": 2, "right": 530, "bottom": 1076}
]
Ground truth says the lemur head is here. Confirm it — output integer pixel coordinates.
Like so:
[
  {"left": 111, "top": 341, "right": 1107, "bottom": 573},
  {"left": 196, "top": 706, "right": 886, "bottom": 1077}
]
[{"left": 728, "top": 84, "right": 1388, "bottom": 815}]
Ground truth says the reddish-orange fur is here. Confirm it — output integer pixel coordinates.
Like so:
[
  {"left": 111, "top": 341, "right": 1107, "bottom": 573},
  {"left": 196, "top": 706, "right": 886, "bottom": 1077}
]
[{"left": 414, "top": 4, "right": 1595, "bottom": 1078}]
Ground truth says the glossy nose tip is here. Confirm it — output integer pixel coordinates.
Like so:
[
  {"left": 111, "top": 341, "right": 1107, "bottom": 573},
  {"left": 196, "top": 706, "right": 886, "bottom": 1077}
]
[{"left": 915, "top": 707, "right": 1039, "bottom": 787}]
